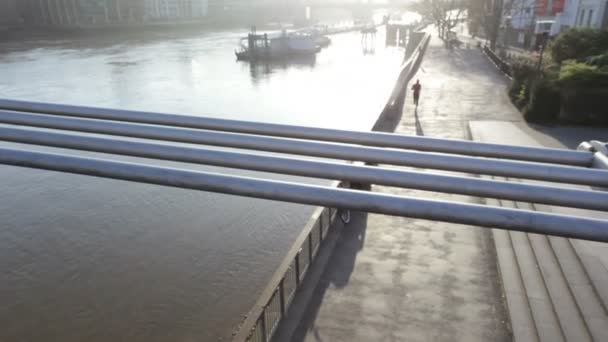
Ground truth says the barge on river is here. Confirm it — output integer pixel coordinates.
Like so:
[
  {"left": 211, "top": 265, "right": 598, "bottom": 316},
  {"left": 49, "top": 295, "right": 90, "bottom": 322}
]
[{"left": 235, "top": 29, "right": 324, "bottom": 61}]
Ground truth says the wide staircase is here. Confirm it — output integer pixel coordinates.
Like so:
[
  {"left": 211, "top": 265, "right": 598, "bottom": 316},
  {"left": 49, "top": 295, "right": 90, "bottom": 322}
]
[
  {"left": 489, "top": 195, "right": 608, "bottom": 342},
  {"left": 471, "top": 121, "right": 608, "bottom": 342}
]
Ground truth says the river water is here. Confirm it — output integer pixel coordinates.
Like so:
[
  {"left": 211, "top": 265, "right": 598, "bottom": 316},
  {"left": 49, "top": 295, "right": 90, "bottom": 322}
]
[{"left": 0, "top": 22, "right": 406, "bottom": 341}]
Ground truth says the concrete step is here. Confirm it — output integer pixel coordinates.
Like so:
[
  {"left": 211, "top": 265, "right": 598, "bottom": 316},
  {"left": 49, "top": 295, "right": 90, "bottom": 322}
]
[
  {"left": 513, "top": 202, "right": 592, "bottom": 342},
  {"left": 501, "top": 198, "right": 565, "bottom": 342},
  {"left": 549, "top": 237, "right": 608, "bottom": 341},
  {"left": 470, "top": 120, "right": 608, "bottom": 341},
  {"left": 569, "top": 239, "right": 608, "bottom": 314},
  {"left": 488, "top": 200, "right": 539, "bottom": 342},
  {"left": 491, "top": 191, "right": 607, "bottom": 342}
]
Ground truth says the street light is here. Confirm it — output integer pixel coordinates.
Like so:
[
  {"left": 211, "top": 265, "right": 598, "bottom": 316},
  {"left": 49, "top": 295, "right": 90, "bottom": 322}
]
[{"left": 536, "top": 31, "right": 548, "bottom": 73}]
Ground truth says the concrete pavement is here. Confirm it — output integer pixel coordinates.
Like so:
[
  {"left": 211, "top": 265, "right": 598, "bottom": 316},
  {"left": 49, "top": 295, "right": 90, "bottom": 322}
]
[{"left": 290, "top": 33, "right": 521, "bottom": 342}]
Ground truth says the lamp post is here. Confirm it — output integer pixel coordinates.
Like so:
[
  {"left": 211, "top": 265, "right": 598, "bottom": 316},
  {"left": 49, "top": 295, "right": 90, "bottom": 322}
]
[{"left": 536, "top": 31, "right": 548, "bottom": 74}]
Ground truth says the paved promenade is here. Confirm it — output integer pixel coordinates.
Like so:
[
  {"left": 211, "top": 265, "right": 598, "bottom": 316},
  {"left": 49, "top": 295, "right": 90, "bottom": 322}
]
[{"left": 290, "top": 34, "right": 522, "bottom": 342}]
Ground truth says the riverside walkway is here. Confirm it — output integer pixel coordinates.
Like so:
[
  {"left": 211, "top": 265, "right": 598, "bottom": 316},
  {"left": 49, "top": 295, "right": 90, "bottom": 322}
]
[
  {"left": 288, "top": 32, "right": 520, "bottom": 342},
  {"left": 288, "top": 30, "right": 608, "bottom": 342},
  {"left": 292, "top": 28, "right": 608, "bottom": 342}
]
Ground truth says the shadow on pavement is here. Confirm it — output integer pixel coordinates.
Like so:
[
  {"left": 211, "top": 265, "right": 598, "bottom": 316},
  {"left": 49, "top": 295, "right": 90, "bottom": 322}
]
[
  {"left": 521, "top": 122, "right": 608, "bottom": 150},
  {"left": 414, "top": 107, "right": 424, "bottom": 136},
  {"left": 290, "top": 211, "right": 369, "bottom": 342}
]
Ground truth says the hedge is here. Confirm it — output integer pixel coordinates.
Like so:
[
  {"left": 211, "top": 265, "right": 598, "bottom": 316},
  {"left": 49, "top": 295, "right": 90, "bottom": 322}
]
[{"left": 550, "top": 29, "right": 608, "bottom": 64}]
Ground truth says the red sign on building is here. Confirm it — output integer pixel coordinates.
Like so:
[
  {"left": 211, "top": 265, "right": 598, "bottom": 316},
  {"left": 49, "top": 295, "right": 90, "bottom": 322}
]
[
  {"left": 536, "top": 0, "right": 565, "bottom": 16},
  {"left": 553, "top": 0, "right": 565, "bottom": 14},
  {"left": 535, "top": 0, "right": 547, "bottom": 16}
]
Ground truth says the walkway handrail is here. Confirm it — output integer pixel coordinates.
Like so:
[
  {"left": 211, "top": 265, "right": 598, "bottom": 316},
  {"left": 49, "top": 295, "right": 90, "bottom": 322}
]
[
  {"left": 2, "top": 146, "right": 608, "bottom": 243},
  {"left": 483, "top": 45, "right": 512, "bottom": 78},
  {"left": 0, "top": 99, "right": 592, "bottom": 166},
  {"left": 578, "top": 141, "right": 608, "bottom": 170},
  {"left": 1, "top": 110, "right": 606, "bottom": 187},
  {"left": 2, "top": 125, "right": 607, "bottom": 211}
]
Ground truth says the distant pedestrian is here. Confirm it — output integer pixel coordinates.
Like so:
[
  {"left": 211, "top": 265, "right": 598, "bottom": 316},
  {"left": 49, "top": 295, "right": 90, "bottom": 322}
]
[{"left": 411, "top": 79, "right": 421, "bottom": 106}]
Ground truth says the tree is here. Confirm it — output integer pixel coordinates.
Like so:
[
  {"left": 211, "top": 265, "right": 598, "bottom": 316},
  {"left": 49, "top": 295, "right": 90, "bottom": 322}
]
[
  {"left": 465, "top": 0, "right": 503, "bottom": 49},
  {"left": 467, "top": 0, "right": 532, "bottom": 50},
  {"left": 415, "top": 0, "right": 466, "bottom": 41},
  {"left": 486, "top": 0, "right": 503, "bottom": 50},
  {"left": 444, "top": 5, "right": 465, "bottom": 38}
]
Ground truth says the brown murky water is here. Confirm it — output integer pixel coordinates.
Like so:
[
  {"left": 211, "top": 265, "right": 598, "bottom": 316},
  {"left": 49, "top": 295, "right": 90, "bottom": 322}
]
[{"left": 0, "top": 25, "right": 404, "bottom": 341}]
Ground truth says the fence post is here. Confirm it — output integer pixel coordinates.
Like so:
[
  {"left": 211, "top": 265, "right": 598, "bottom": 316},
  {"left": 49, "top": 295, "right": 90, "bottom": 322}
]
[
  {"left": 279, "top": 278, "right": 285, "bottom": 316},
  {"left": 295, "top": 253, "right": 301, "bottom": 285}
]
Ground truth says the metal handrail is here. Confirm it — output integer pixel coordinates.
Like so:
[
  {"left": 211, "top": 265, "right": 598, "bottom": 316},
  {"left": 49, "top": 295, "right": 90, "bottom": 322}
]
[
  {"left": 1, "top": 111, "right": 606, "bottom": 187},
  {"left": 2, "top": 146, "right": 608, "bottom": 242},
  {"left": 0, "top": 99, "right": 592, "bottom": 166},
  {"left": 578, "top": 141, "right": 608, "bottom": 170},
  {"left": 1, "top": 125, "right": 607, "bottom": 211}
]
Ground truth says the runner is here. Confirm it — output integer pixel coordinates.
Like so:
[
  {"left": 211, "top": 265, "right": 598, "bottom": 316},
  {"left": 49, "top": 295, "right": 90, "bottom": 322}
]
[{"left": 411, "top": 79, "right": 422, "bottom": 107}]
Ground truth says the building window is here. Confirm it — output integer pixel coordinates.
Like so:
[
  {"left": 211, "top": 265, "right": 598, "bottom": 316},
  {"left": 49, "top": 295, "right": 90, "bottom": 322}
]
[
  {"left": 587, "top": 9, "right": 594, "bottom": 27},
  {"left": 579, "top": 9, "right": 586, "bottom": 26}
]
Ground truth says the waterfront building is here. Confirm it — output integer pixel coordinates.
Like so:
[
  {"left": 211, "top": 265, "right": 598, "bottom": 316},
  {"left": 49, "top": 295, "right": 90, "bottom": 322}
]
[
  {"left": 570, "top": 0, "right": 608, "bottom": 28},
  {"left": 18, "top": 0, "right": 208, "bottom": 27},
  {"left": 503, "top": 0, "right": 537, "bottom": 47},
  {"left": 552, "top": 0, "right": 608, "bottom": 33},
  {"left": 530, "top": 0, "right": 564, "bottom": 35},
  {"left": 553, "top": 0, "right": 582, "bottom": 31},
  {"left": 18, "top": 0, "right": 144, "bottom": 26},
  {"left": 143, "top": 0, "right": 208, "bottom": 21}
]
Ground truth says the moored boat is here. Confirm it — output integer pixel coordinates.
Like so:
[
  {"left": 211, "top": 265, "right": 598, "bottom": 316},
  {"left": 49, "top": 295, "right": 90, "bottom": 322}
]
[{"left": 235, "top": 28, "right": 321, "bottom": 61}]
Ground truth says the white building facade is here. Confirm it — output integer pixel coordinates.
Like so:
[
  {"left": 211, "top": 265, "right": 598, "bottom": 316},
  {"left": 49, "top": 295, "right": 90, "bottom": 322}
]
[
  {"left": 503, "top": 0, "right": 538, "bottom": 47},
  {"left": 144, "top": 0, "right": 208, "bottom": 20},
  {"left": 573, "top": 0, "right": 608, "bottom": 28},
  {"left": 506, "top": 0, "right": 536, "bottom": 30},
  {"left": 553, "top": 0, "right": 608, "bottom": 32}
]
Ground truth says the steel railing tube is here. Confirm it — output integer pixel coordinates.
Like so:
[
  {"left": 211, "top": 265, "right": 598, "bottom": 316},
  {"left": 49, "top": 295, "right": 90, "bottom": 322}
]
[
  {"left": 0, "top": 99, "right": 592, "bottom": 166},
  {"left": 1, "top": 125, "right": 608, "bottom": 211},
  {"left": 1, "top": 147, "right": 608, "bottom": 242},
  {"left": 0, "top": 110, "right": 607, "bottom": 187}
]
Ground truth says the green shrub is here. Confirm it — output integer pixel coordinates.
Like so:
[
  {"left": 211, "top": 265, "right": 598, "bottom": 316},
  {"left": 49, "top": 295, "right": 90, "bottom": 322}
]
[
  {"left": 524, "top": 78, "right": 561, "bottom": 122},
  {"left": 558, "top": 60, "right": 608, "bottom": 124},
  {"left": 550, "top": 29, "right": 608, "bottom": 64},
  {"left": 509, "top": 62, "right": 535, "bottom": 108},
  {"left": 560, "top": 86, "right": 608, "bottom": 124},
  {"left": 516, "top": 84, "right": 528, "bottom": 107},
  {"left": 559, "top": 60, "right": 608, "bottom": 86},
  {"left": 586, "top": 54, "right": 608, "bottom": 69}
]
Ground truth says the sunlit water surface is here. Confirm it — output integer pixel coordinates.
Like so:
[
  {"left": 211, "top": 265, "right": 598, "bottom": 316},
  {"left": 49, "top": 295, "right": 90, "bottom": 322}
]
[{"left": 0, "top": 24, "right": 406, "bottom": 341}]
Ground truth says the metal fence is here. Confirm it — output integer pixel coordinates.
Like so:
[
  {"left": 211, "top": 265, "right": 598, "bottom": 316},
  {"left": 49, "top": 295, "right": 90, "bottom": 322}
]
[
  {"left": 239, "top": 204, "right": 340, "bottom": 342},
  {"left": 483, "top": 45, "right": 513, "bottom": 78}
]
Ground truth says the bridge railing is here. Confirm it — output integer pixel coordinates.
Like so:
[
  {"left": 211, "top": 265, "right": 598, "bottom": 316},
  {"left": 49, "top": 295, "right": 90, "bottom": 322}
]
[
  {"left": 0, "top": 125, "right": 606, "bottom": 211},
  {"left": 0, "top": 99, "right": 607, "bottom": 342},
  {"left": 1, "top": 145, "right": 607, "bottom": 242},
  {"left": 578, "top": 141, "right": 608, "bottom": 170},
  {"left": 0, "top": 97, "right": 589, "bottom": 165},
  {"left": 0, "top": 99, "right": 606, "bottom": 241},
  {"left": 0, "top": 99, "right": 606, "bottom": 242}
]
